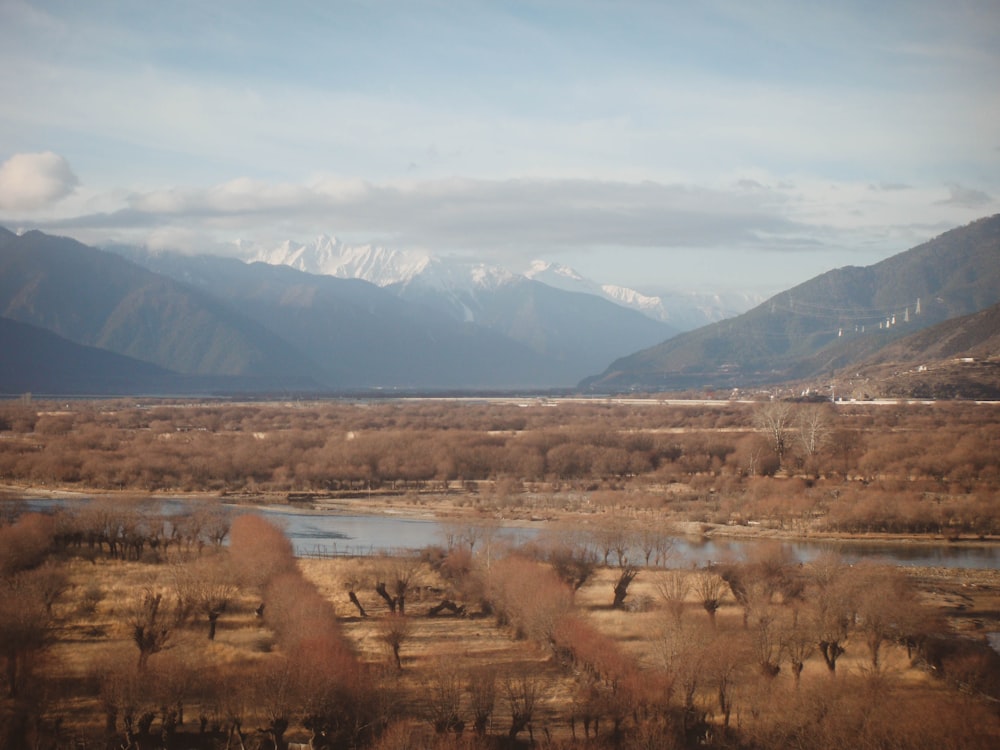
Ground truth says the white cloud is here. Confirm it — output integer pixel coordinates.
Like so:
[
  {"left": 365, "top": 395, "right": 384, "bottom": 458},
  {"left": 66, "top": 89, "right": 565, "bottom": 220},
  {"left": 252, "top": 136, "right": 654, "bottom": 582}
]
[
  {"left": 44, "top": 176, "right": 800, "bottom": 257},
  {"left": 937, "top": 182, "right": 993, "bottom": 208},
  {"left": 0, "top": 151, "right": 79, "bottom": 211}
]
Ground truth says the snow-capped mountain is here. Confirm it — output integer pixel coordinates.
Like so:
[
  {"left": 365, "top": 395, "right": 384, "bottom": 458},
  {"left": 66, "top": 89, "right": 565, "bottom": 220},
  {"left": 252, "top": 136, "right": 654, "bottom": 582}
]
[
  {"left": 522, "top": 260, "right": 764, "bottom": 330},
  {"left": 247, "top": 235, "right": 431, "bottom": 286},
  {"left": 239, "top": 236, "right": 679, "bottom": 374},
  {"left": 243, "top": 238, "right": 761, "bottom": 331}
]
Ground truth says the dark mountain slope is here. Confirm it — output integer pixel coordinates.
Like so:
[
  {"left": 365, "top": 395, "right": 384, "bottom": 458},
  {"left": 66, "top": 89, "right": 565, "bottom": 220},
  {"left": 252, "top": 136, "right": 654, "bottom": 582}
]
[
  {"left": 0, "top": 315, "right": 323, "bottom": 396},
  {"left": 125, "top": 251, "right": 568, "bottom": 389},
  {"left": 392, "top": 277, "right": 677, "bottom": 377},
  {"left": 0, "top": 315, "right": 180, "bottom": 395},
  {"left": 583, "top": 215, "right": 1000, "bottom": 392},
  {"left": 0, "top": 230, "right": 324, "bottom": 382}
]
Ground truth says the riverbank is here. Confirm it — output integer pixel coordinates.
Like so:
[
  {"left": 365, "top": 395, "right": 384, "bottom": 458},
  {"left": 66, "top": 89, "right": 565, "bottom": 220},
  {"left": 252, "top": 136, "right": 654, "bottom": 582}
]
[{"left": 5, "top": 482, "right": 1000, "bottom": 550}]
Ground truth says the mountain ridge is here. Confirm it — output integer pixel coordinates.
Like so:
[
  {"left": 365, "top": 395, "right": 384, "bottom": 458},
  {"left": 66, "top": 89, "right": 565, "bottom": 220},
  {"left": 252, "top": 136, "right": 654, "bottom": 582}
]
[
  {"left": 242, "top": 235, "right": 761, "bottom": 330},
  {"left": 0, "top": 230, "right": 324, "bottom": 381},
  {"left": 583, "top": 215, "right": 1000, "bottom": 392}
]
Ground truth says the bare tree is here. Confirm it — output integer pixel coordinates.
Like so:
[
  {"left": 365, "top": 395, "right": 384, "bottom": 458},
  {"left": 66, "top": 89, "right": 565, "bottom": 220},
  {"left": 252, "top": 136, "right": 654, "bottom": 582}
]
[
  {"left": 811, "top": 555, "right": 855, "bottom": 674},
  {"left": 753, "top": 401, "right": 796, "bottom": 468},
  {"left": 853, "top": 563, "right": 922, "bottom": 672},
  {"left": 592, "top": 517, "right": 642, "bottom": 610},
  {"left": 378, "top": 614, "right": 412, "bottom": 670},
  {"left": 546, "top": 534, "right": 599, "bottom": 596},
  {"left": 343, "top": 560, "right": 368, "bottom": 618},
  {"left": 551, "top": 546, "right": 599, "bottom": 596},
  {"left": 695, "top": 570, "right": 726, "bottom": 628},
  {"left": 796, "top": 404, "right": 833, "bottom": 459},
  {"left": 655, "top": 569, "right": 691, "bottom": 625},
  {"left": 503, "top": 672, "right": 542, "bottom": 743},
  {"left": 781, "top": 605, "right": 817, "bottom": 687},
  {"left": 422, "top": 658, "right": 464, "bottom": 734},
  {"left": 127, "top": 586, "right": 178, "bottom": 670},
  {"left": 173, "top": 559, "right": 237, "bottom": 640},
  {"left": 612, "top": 563, "right": 640, "bottom": 610},
  {"left": 0, "top": 572, "right": 54, "bottom": 697},
  {"left": 636, "top": 524, "right": 675, "bottom": 567},
  {"left": 199, "top": 506, "right": 233, "bottom": 548},
  {"left": 373, "top": 555, "right": 422, "bottom": 615},
  {"left": 468, "top": 667, "right": 497, "bottom": 738},
  {"left": 750, "top": 608, "right": 783, "bottom": 678},
  {"left": 659, "top": 619, "right": 711, "bottom": 735}
]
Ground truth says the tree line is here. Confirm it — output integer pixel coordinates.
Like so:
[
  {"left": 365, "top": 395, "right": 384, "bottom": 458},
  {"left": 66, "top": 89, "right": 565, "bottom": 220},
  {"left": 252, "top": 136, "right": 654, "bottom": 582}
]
[
  {"left": 3, "top": 502, "right": 999, "bottom": 749},
  {"left": 2, "top": 398, "right": 999, "bottom": 535}
]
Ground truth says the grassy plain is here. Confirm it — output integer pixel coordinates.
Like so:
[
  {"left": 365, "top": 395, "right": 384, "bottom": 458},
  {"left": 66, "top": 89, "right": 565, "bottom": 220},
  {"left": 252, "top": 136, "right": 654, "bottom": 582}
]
[{"left": 2, "top": 397, "right": 1000, "bottom": 748}]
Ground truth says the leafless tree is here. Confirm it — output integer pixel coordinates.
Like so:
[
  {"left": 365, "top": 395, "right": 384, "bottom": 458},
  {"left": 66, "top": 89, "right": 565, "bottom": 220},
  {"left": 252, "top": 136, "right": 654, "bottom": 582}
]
[
  {"left": 853, "top": 563, "right": 923, "bottom": 672},
  {"left": 468, "top": 666, "right": 496, "bottom": 738},
  {"left": 373, "top": 555, "right": 422, "bottom": 615},
  {"left": 343, "top": 560, "right": 368, "bottom": 618},
  {"left": 659, "top": 619, "right": 711, "bottom": 733},
  {"left": 548, "top": 541, "right": 599, "bottom": 596},
  {"left": 0, "top": 571, "right": 54, "bottom": 698},
  {"left": 796, "top": 404, "right": 833, "bottom": 459},
  {"left": 753, "top": 401, "right": 796, "bottom": 467},
  {"left": 378, "top": 614, "right": 412, "bottom": 671},
  {"left": 811, "top": 555, "right": 855, "bottom": 674},
  {"left": 781, "top": 605, "right": 817, "bottom": 686},
  {"left": 173, "top": 558, "right": 237, "bottom": 640},
  {"left": 655, "top": 569, "right": 691, "bottom": 625},
  {"left": 422, "top": 658, "right": 464, "bottom": 734},
  {"left": 636, "top": 524, "right": 675, "bottom": 567},
  {"left": 612, "top": 563, "right": 640, "bottom": 610},
  {"left": 127, "top": 586, "right": 178, "bottom": 670},
  {"left": 695, "top": 570, "right": 726, "bottom": 628},
  {"left": 750, "top": 608, "right": 784, "bottom": 678},
  {"left": 503, "top": 672, "right": 543, "bottom": 743}
]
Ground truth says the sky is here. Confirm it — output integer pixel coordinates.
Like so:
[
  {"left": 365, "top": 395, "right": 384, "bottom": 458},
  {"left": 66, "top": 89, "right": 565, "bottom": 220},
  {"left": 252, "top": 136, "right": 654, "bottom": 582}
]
[{"left": 0, "top": 0, "right": 998, "bottom": 295}]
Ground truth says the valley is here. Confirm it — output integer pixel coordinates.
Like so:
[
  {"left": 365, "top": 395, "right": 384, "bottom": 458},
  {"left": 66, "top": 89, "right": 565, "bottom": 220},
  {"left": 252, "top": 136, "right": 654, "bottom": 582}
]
[{"left": 2, "top": 396, "right": 1000, "bottom": 749}]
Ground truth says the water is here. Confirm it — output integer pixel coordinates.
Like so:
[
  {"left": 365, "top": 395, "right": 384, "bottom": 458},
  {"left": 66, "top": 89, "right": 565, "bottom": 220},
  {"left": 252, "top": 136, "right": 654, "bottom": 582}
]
[
  {"left": 255, "top": 507, "right": 537, "bottom": 557},
  {"left": 12, "top": 496, "right": 1000, "bottom": 568}
]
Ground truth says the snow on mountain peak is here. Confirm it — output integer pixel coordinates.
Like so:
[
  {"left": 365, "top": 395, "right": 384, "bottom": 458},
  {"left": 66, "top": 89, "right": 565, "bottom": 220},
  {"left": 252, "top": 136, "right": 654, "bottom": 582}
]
[
  {"left": 524, "top": 259, "right": 586, "bottom": 283},
  {"left": 245, "top": 236, "right": 431, "bottom": 286},
  {"left": 239, "top": 235, "right": 760, "bottom": 329}
]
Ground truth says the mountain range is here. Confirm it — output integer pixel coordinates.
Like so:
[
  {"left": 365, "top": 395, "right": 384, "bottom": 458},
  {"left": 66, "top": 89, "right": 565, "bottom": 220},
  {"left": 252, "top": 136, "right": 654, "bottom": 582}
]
[
  {"left": 2, "top": 215, "right": 998, "bottom": 397},
  {"left": 244, "top": 235, "right": 762, "bottom": 331},
  {"left": 1, "top": 227, "right": 681, "bottom": 392},
  {"left": 583, "top": 215, "right": 1000, "bottom": 393}
]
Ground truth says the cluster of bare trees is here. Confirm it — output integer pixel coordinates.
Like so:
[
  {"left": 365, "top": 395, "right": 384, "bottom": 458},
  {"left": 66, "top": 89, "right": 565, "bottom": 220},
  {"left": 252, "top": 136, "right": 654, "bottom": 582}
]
[
  {"left": 2, "top": 498, "right": 1000, "bottom": 749},
  {"left": 5, "top": 399, "right": 1000, "bottom": 538},
  {"left": 46, "top": 498, "right": 232, "bottom": 562}
]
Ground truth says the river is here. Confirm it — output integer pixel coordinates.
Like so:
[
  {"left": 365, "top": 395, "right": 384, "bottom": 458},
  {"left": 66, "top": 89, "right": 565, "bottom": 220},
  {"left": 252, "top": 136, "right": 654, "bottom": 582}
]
[
  {"left": 257, "top": 506, "right": 999, "bottom": 569},
  {"left": 13, "top": 496, "right": 1000, "bottom": 569}
]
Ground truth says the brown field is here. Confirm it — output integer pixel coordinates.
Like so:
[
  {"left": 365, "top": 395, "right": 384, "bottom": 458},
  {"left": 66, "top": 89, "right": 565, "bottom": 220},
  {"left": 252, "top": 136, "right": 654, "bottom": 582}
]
[
  {"left": 6, "top": 548, "right": 999, "bottom": 749},
  {"left": 2, "top": 397, "right": 1000, "bottom": 749}
]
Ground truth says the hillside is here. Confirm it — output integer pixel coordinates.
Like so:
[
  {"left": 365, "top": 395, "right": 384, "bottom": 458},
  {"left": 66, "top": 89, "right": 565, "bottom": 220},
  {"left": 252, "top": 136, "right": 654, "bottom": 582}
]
[
  {"left": 582, "top": 215, "right": 1000, "bottom": 392},
  {"left": 0, "top": 316, "right": 319, "bottom": 396},
  {"left": 828, "top": 301, "right": 1000, "bottom": 400},
  {"left": 389, "top": 272, "right": 676, "bottom": 376},
  {"left": 0, "top": 315, "right": 180, "bottom": 395},
  {"left": 0, "top": 229, "right": 324, "bottom": 383},
  {"left": 121, "top": 251, "right": 570, "bottom": 389}
]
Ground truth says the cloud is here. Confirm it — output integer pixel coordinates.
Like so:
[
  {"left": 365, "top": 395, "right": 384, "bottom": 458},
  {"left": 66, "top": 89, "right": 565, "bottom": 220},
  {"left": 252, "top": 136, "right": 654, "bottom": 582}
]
[
  {"left": 936, "top": 182, "right": 993, "bottom": 207},
  {"left": 34, "top": 176, "right": 804, "bottom": 257},
  {"left": 868, "top": 182, "right": 912, "bottom": 192},
  {"left": 0, "top": 151, "right": 79, "bottom": 211}
]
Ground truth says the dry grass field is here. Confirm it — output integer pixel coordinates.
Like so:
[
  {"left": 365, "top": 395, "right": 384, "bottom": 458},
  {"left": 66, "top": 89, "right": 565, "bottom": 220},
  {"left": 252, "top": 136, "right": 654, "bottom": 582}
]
[
  {"left": 2, "top": 398, "right": 1000, "bottom": 748},
  {"left": 5, "top": 539, "right": 996, "bottom": 749}
]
